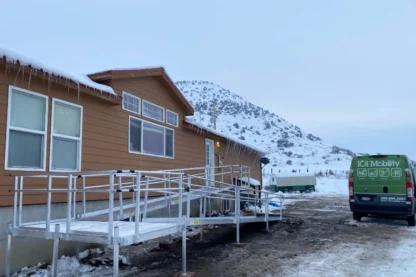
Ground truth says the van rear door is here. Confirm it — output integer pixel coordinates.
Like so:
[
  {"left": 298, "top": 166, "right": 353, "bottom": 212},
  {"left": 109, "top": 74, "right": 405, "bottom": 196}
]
[{"left": 354, "top": 155, "right": 409, "bottom": 214}]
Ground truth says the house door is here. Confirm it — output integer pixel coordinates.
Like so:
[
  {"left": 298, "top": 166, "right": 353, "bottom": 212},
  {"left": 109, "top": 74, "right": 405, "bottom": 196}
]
[{"left": 205, "top": 139, "right": 215, "bottom": 186}]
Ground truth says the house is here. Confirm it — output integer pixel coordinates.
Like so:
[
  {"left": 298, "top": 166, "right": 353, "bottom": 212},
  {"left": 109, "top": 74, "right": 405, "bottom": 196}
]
[{"left": 0, "top": 46, "right": 267, "bottom": 274}]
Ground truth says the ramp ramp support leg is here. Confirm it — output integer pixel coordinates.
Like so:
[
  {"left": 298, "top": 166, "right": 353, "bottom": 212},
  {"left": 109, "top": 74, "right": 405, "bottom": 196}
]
[
  {"left": 113, "top": 226, "right": 120, "bottom": 277},
  {"left": 51, "top": 224, "right": 60, "bottom": 277},
  {"left": 5, "top": 223, "right": 12, "bottom": 277}
]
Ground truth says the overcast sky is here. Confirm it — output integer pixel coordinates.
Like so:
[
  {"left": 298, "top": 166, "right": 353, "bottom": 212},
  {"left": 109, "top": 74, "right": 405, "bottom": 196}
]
[{"left": 1, "top": 1, "right": 415, "bottom": 159}]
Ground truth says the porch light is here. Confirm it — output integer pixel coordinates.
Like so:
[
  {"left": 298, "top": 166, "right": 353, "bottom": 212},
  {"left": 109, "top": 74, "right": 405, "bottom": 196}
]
[{"left": 216, "top": 141, "right": 220, "bottom": 148}]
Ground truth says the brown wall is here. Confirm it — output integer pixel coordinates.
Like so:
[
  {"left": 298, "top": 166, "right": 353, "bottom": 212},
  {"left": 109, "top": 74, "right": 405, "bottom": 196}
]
[{"left": 0, "top": 68, "right": 263, "bottom": 207}]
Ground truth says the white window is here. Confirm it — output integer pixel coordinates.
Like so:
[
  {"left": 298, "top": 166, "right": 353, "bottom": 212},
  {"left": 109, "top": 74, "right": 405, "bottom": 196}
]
[
  {"left": 129, "top": 116, "right": 174, "bottom": 158},
  {"left": 142, "top": 100, "right": 164, "bottom": 122},
  {"left": 122, "top": 91, "right": 141, "bottom": 115},
  {"left": 50, "top": 99, "right": 83, "bottom": 171},
  {"left": 5, "top": 86, "right": 48, "bottom": 171},
  {"left": 166, "top": 110, "right": 179, "bottom": 127}
]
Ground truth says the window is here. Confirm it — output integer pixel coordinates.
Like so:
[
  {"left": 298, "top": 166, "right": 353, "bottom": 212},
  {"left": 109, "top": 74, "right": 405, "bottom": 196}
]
[
  {"left": 50, "top": 99, "right": 83, "bottom": 171},
  {"left": 5, "top": 86, "right": 48, "bottom": 171},
  {"left": 122, "top": 91, "right": 141, "bottom": 115},
  {"left": 166, "top": 110, "right": 179, "bottom": 127},
  {"left": 142, "top": 100, "right": 164, "bottom": 122},
  {"left": 129, "top": 116, "right": 174, "bottom": 158}
]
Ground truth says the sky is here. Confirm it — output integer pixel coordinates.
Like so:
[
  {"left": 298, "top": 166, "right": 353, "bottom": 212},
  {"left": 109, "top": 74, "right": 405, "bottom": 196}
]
[{"left": 0, "top": 1, "right": 415, "bottom": 159}]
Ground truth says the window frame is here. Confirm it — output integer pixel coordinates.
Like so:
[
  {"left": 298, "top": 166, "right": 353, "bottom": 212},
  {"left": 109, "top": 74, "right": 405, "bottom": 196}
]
[
  {"left": 122, "top": 91, "right": 141, "bottom": 115},
  {"left": 166, "top": 109, "right": 179, "bottom": 127},
  {"left": 5, "top": 86, "right": 49, "bottom": 171},
  {"left": 142, "top": 100, "right": 165, "bottom": 123},
  {"left": 128, "top": 116, "right": 175, "bottom": 159},
  {"left": 49, "top": 98, "right": 83, "bottom": 172}
]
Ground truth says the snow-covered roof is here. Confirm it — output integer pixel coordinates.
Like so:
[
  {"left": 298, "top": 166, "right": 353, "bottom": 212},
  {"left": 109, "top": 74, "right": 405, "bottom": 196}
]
[
  {"left": 185, "top": 117, "right": 268, "bottom": 154},
  {"left": 0, "top": 45, "right": 116, "bottom": 96},
  {"left": 238, "top": 177, "right": 261, "bottom": 186}
]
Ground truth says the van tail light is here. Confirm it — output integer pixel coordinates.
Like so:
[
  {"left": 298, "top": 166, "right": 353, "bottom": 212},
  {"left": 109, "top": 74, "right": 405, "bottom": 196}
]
[
  {"left": 406, "top": 170, "right": 413, "bottom": 201},
  {"left": 349, "top": 172, "right": 354, "bottom": 199}
]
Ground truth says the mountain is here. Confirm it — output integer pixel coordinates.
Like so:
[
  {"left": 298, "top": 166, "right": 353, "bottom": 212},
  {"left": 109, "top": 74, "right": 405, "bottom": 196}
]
[{"left": 175, "top": 80, "right": 354, "bottom": 178}]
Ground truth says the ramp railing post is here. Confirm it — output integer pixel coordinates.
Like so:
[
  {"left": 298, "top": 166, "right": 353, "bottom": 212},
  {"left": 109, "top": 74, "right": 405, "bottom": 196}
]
[
  {"left": 143, "top": 176, "right": 149, "bottom": 221},
  {"left": 280, "top": 196, "right": 283, "bottom": 220},
  {"left": 237, "top": 186, "right": 241, "bottom": 244},
  {"left": 46, "top": 175, "right": 52, "bottom": 238},
  {"left": 168, "top": 173, "right": 172, "bottom": 242},
  {"left": 51, "top": 224, "right": 60, "bottom": 277},
  {"left": 178, "top": 174, "right": 183, "bottom": 218},
  {"left": 187, "top": 177, "right": 191, "bottom": 219},
  {"left": 13, "top": 177, "right": 18, "bottom": 230},
  {"left": 19, "top": 177, "right": 23, "bottom": 226},
  {"left": 181, "top": 215, "right": 187, "bottom": 276},
  {"left": 265, "top": 192, "right": 270, "bottom": 232},
  {"left": 5, "top": 223, "right": 12, "bottom": 277},
  {"left": 113, "top": 226, "right": 120, "bottom": 277},
  {"left": 135, "top": 172, "right": 141, "bottom": 242},
  {"left": 82, "top": 176, "right": 86, "bottom": 215},
  {"left": 118, "top": 175, "right": 123, "bottom": 220},
  {"left": 199, "top": 195, "right": 204, "bottom": 241},
  {"left": 73, "top": 177, "right": 77, "bottom": 220},
  {"left": 108, "top": 174, "right": 114, "bottom": 243},
  {"left": 164, "top": 173, "right": 167, "bottom": 206},
  {"left": 66, "top": 174, "right": 73, "bottom": 238}
]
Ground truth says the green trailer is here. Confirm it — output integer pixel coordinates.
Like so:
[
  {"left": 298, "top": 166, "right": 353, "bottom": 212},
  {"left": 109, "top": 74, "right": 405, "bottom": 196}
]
[{"left": 269, "top": 174, "right": 316, "bottom": 193}]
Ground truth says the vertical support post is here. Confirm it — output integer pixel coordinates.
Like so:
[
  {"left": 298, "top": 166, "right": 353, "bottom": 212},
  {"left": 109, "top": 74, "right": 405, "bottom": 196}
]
[
  {"left": 236, "top": 186, "right": 240, "bottom": 244},
  {"left": 265, "top": 192, "right": 270, "bottom": 232},
  {"left": 108, "top": 174, "right": 115, "bottom": 243},
  {"left": 187, "top": 177, "right": 191, "bottom": 219},
  {"left": 178, "top": 174, "right": 183, "bottom": 218},
  {"left": 118, "top": 175, "right": 123, "bottom": 220},
  {"left": 127, "top": 213, "right": 132, "bottom": 265},
  {"left": 113, "top": 226, "right": 119, "bottom": 277},
  {"left": 135, "top": 172, "right": 141, "bottom": 242},
  {"left": 164, "top": 173, "right": 167, "bottom": 206},
  {"left": 181, "top": 216, "right": 187, "bottom": 276},
  {"left": 82, "top": 176, "right": 86, "bottom": 215},
  {"left": 168, "top": 173, "right": 172, "bottom": 242},
  {"left": 46, "top": 175, "right": 52, "bottom": 238},
  {"left": 143, "top": 176, "right": 149, "bottom": 221},
  {"left": 199, "top": 196, "right": 204, "bottom": 241},
  {"left": 131, "top": 176, "right": 135, "bottom": 204},
  {"left": 13, "top": 177, "right": 18, "bottom": 229},
  {"left": 5, "top": 223, "right": 12, "bottom": 277},
  {"left": 51, "top": 224, "right": 60, "bottom": 277},
  {"left": 19, "top": 177, "right": 23, "bottom": 226},
  {"left": 73, "top": 177, "right": 77, "bottom": 220},
  {"left": 66, "top": 174, "right": 73, "bottom": 237}
]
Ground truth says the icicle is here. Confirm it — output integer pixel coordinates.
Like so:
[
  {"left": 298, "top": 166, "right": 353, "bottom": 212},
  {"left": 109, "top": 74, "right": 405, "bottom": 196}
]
[
  {"left": 13, "top": 66, "right": 22, "bottom": 85},
  {"left": 21, "top": 65, "right": 25, "bottom": 81},
  {"left": 47, "top": 73, "right": 51, "bottom": 93},
  {"left": 77, "top": 83, "right": 80, "bottom": 102},
  {"left": 28, "top": 68, "right": 32, "bottom": 89}
]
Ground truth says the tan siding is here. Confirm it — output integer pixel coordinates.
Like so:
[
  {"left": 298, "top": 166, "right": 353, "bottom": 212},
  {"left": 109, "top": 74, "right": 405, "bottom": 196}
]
[
  {"left": 0, "top": 70, "right": 206, "bottom": 206},
  {"left": 0, "top": 70, "right": 262, "bottom": 207}
]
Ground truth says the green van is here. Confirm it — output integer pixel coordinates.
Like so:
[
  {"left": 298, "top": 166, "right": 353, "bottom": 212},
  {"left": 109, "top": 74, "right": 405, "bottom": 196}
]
[{"left": 349, "top": 154, "right": 416, "bottom": 226}]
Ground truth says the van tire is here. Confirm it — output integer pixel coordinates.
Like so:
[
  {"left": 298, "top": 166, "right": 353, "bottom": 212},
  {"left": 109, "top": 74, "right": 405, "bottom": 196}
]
[
  {"left": 407, "top": 214, "right": 416, "bottom": 227},
  {"left": 353, "top": 212, "right": 362, "bottom": 222}
]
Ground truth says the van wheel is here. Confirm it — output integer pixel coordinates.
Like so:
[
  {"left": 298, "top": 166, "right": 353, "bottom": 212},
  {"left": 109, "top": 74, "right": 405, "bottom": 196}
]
[
  {"left": 353, "top": 212, "right": 362, "bottom": 222},
  {"left": 407, "top": 214, "right": 416, "bottom": 227}
]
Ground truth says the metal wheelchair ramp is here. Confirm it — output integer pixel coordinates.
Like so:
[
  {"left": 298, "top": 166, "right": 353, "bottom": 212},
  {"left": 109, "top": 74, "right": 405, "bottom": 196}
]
[{"left": 5, "top": 165, "right": 284, "bottom": 277}]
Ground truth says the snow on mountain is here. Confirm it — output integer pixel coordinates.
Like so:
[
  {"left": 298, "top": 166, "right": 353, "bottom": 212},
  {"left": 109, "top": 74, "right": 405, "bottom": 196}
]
[{"left": 176, "top": 80, "right": 354, "bottom": 177}]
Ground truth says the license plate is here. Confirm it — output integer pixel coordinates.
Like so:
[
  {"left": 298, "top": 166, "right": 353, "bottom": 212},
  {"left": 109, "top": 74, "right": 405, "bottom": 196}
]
[{"left": 361, "top": 196, "right": 371, "bottom": 201}]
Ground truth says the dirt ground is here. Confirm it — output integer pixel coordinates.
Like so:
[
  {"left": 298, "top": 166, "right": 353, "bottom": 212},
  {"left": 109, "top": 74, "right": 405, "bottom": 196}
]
[{"left": 87, "top": 194, "right": 416, "bottom": 277}]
